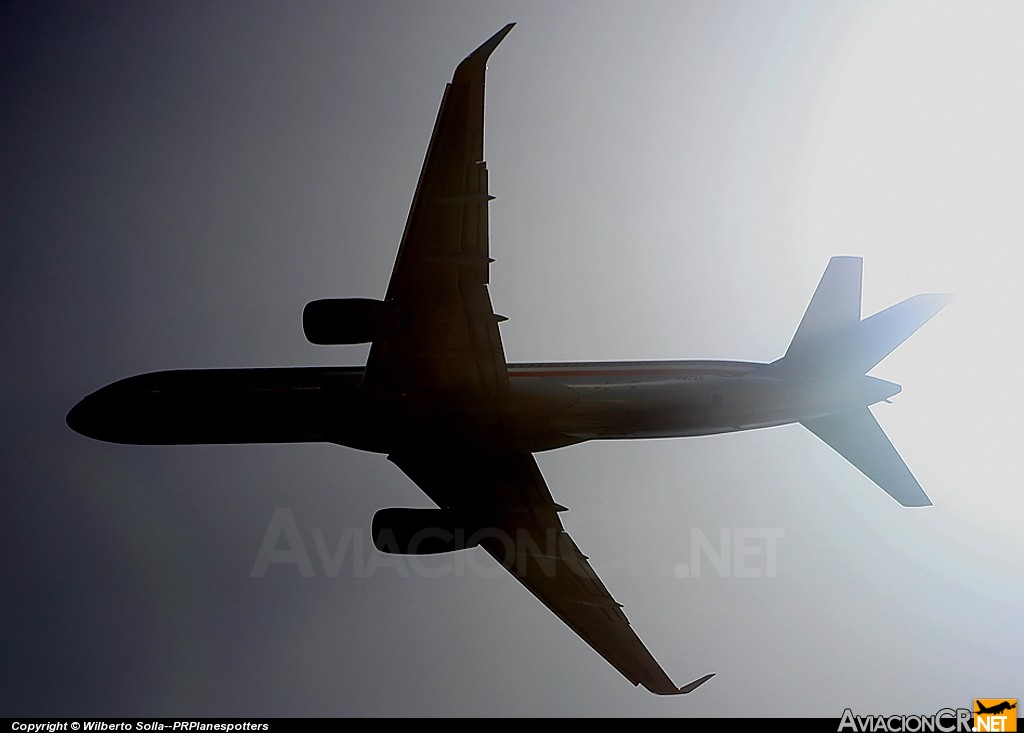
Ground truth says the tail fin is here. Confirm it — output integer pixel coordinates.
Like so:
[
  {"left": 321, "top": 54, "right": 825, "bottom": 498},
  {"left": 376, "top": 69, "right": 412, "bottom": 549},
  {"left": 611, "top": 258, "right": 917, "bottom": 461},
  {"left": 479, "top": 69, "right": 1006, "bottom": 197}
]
[
  {"left": 772, "top": 256, "right": 951, "bottom": 378},
  {"left": 801, "top": 409, "right": 932, "bottom": 507},
  {"left": 770, "top": 257, "right": 952, "bottom": 506},
  {"left": 855, "top": 293, "right": 953, "bottom": 373}
]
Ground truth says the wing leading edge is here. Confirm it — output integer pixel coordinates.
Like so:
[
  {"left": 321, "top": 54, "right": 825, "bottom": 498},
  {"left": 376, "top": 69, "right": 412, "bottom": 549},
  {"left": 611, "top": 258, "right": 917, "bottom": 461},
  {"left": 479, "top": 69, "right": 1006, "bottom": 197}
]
[{"left": 389, "top": 450, "right": 714, "bottom": 695}]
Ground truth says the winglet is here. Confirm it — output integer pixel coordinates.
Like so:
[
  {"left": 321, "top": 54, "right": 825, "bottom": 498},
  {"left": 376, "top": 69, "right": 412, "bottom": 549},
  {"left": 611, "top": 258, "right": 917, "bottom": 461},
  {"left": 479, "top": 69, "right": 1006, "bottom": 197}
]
[
  {"left": 466, "top": 23, "right": 516, "bottom": 63},
  {"left": 651, "top": 671, "right": 716, "bottom": 696},
  {"left": 453, "top": 23, "right": 516, "bottom": 77},
  {"left": 677, "top": 673, "right": 716, "bottom": 695}
]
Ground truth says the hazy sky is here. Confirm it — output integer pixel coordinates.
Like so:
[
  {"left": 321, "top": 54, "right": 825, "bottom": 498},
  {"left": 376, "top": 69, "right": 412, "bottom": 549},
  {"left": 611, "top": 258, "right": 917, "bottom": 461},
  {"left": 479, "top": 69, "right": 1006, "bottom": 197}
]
[{"left": 3, "top": 0, "right": 1022, "bottom": 717}]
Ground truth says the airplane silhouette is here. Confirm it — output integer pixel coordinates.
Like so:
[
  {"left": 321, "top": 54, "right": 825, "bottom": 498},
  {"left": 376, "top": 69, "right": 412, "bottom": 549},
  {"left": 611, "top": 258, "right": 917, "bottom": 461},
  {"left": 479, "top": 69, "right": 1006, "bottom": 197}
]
[
  {"left": 67, "top": 24, "right": 950, "bottom": 695},
  {"left": 977, "top": 701, "right": 1017, "bottom": 716}
]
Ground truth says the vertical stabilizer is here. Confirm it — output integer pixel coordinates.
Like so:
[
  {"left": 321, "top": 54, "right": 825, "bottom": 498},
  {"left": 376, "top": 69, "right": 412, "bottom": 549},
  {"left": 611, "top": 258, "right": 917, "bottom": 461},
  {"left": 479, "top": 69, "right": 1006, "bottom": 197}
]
[{"left": 854, "top": 293, "right": 953, "bottom": 374}]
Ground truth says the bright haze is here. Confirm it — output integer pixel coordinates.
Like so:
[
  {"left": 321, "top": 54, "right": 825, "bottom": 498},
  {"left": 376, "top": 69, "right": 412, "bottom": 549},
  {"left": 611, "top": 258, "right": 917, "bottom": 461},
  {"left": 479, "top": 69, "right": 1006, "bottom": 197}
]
[{"left": 3, "top": 1, "right": 1021, "bottom": 717}]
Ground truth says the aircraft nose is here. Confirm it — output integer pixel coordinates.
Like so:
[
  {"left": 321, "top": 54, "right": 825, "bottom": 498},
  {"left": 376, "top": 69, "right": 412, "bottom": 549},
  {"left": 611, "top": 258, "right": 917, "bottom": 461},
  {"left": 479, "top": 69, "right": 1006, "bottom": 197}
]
[
  {"left": 66, "top": 395, "right": 101, "bottom": 438},
  {"left": 67, "top": 375, "right": 175, "bottom": 444},
  {"left": 67, "top": 386, "right": 131, "bottom": 441}
]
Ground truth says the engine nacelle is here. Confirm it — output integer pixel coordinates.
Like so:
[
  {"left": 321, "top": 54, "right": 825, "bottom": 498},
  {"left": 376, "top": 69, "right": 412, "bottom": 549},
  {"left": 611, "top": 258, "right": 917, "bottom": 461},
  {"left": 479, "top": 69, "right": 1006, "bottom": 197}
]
[
  {"left": 302, "top": 298, "right": 400, "bottom": 345},
  {"left": 371, "top": 508, "right": 483, "bottom": 555}
]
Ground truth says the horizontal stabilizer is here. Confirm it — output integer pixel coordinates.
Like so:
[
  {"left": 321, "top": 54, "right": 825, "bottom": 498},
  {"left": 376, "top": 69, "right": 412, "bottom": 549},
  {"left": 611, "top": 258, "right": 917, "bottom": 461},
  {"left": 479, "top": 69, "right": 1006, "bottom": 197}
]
[
  {"left": 855, "top": 293, "right": 953, "bottom": 373},
  {"left": 801, "top": 408, "right": 932, "bottom": 507},
  {"left": 784, "top": 256, "right": 862, "bottom": 362}
]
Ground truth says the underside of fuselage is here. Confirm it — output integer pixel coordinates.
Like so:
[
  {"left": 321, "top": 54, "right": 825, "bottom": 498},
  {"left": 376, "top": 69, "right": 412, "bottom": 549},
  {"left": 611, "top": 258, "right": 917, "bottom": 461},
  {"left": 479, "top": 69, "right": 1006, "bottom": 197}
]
[
  {"left": 66, "top": 360, "right": 748, "bottom": 449},
  {"left": 66, "top": 358, "right": 900, "bottom": 454}
]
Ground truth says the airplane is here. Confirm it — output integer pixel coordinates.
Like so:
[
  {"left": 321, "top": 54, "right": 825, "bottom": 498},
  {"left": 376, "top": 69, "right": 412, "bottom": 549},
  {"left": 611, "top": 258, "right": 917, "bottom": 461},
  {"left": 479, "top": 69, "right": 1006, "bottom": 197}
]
[
  {"left": 67, "top": 23, "right": 950, "bottom": 695},
  {"left": 976, "top": 701, "right": 1017, "bottom": 716}
]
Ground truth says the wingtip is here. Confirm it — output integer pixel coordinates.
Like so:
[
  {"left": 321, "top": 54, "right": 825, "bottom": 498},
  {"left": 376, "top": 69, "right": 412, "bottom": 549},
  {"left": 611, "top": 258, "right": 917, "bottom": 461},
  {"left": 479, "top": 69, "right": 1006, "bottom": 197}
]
[
  {"left": 677, "top": 672, "right": 716, "bottom": 694},
  {"left": 467, "top": 23, "right": 516, "bottom": 61},
  {"left": 645, "top": 672, "right": 715, "bottom": 695}
]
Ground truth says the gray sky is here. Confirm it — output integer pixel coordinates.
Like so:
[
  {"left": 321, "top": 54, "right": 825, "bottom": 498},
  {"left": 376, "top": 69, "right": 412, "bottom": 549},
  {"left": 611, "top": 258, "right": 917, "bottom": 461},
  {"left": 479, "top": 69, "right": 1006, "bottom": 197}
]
[{"left": 3, "top": 0, "right": 1022, "bottom": 717}]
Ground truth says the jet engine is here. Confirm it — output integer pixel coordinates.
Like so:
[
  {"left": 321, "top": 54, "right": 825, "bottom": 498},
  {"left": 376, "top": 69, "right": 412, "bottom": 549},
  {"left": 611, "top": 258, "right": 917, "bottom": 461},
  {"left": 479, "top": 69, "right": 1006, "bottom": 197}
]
[
  {"left": 371, "top": 508, "right": 484, "bottom": 555},
  {"left": 302, "top": 298, "right": 400, "bottom": 345}
]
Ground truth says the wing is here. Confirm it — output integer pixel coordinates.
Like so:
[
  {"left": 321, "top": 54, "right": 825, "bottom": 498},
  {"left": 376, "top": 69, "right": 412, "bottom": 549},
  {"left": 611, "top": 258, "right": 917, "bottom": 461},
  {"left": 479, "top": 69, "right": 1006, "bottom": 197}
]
[
  {"left": 388, "top": 450, "right": 715, "bottom": 695},
  {"left": 363, "top": 25, "right": 516, "bottom": 392}
]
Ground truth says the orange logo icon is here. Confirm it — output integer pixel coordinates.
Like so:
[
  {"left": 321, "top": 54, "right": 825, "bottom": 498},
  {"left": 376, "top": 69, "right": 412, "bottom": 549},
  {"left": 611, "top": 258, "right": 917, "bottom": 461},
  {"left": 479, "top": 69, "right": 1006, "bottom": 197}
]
[{"left": 974, "top": 700, "right": 1017, "bottom": 732}]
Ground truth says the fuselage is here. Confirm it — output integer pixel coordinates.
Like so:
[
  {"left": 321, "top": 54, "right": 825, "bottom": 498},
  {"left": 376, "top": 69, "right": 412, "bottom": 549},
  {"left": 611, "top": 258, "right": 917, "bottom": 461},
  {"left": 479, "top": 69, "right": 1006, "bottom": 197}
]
[{"left": 67, "top": 360, "right": 900, "bottom": 453}]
